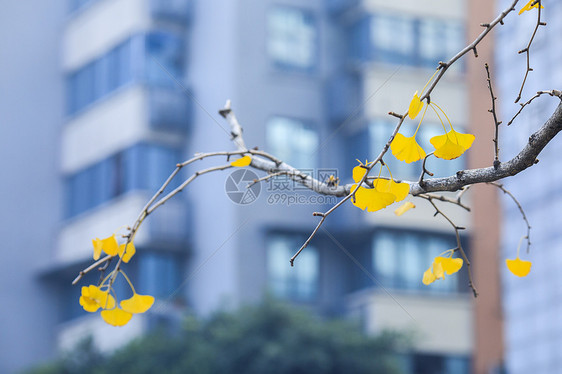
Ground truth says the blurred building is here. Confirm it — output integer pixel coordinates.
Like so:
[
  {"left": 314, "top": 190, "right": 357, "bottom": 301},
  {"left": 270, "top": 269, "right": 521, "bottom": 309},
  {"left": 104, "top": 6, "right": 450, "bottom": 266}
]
[
  {"left": 0, "top": 0, "right": 505, "bottom": 373},
  {"left": 496, "top": 1, "right": 562, "bottom": 373}
]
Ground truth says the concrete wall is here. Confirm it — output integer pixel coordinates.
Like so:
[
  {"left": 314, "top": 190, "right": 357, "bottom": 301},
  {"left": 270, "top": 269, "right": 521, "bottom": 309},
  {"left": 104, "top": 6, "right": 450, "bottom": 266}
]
[{"left": 0, "top": 1, "right": 65, "bottom": 372}]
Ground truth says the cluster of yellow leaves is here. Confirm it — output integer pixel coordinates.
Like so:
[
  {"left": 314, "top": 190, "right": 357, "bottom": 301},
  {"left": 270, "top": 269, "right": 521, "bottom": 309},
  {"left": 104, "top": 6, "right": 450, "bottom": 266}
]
[
  {"left": 92, "top": 234, "right": 135, "bottom": 263},
  {"left": 391, "top": 92, "right": 475, "bottom": 163},
  {"left": 350, "top": 161, "right": 410, "bottom": 213},
  {"left": 80, "top": 234, "right": 154, "bottom": 326},
  {"left": 422, "top": 251, "right": 464, "bottom": 285}
]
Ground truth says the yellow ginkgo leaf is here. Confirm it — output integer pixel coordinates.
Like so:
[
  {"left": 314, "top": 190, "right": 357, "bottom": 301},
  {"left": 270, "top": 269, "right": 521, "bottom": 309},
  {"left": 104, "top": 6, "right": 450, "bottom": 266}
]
[
  {"left": 391, "top": 133, "right": 426, "bottom": 163},
  {"left": 506, "top": 257, "right": 532, "bottom": 277},
  {"left": 119, "top": 242, "right": 136, "bottom": 263},
  {"left": 352, "top": 164, "right": 368, "bottom": 183},
  {"left": 120, "top": 293, "right": 155, "bottom": 314},
  {"left": 99, "top": 235, "right": 119, "bottom": 256},
  {"left": 408, "top": 91, "right": 424, "bottom": 120},
  {"left": 375, "top": 179, "right": 410, "bottom": 202},
  {"left": 92, "top": 238, "right": 103, "bottom": 260},
  {"left": 79, "top": 286, "right": 100, "bottom": 313},
  {"left": 101, "top": 308, "right": 133, "bottom": 327},
  {"left": 230, "top": 155, "right": 251, "bottom": 167},
  {"left": 422, "top": 267, "right": 436, "bottom": 285},
  {"left": 432, "top": 261, "right": 444, "bottom": 280},
  {"left": 89, "top": 285, "right": 116, "bottom": 310},
  {"left": 435, "top": 256, "right": 463, "bottom": 275},
  {"left": 395, "top": 202, "right": 415, "bottom": 216},
  {"left": 351, "top": 185, "right": 396, "bottom": 212},
  {"left": 519, "top": 0, "right": 544, "bottom": 15},
  {"left": 430, "top": 129, "right": 475, "bottom": 160}
]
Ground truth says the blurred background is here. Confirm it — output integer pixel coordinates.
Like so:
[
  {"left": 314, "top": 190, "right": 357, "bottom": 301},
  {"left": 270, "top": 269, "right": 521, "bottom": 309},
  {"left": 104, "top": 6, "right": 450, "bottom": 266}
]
[{"left": 1, "top": 0, "right": 561, "bottom": 373}]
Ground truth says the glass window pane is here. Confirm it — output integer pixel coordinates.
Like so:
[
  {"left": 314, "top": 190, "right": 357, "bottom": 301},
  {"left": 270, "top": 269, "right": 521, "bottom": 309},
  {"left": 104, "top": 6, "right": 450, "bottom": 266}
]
[
  {"left": 373, "top": 232, "right": 397, "bottom": 288},
  {"left": 145, "top": 32, "right": 183, "bottom": 85},
  {"left": 266, "top": 117, "right": 318, "bottom": 169},
  {"left": 370, "top": 14, "right": 415, "bottom": 64},
  {"left": 268, "top": 7, "right": 316, "bottom": 70},
  {"left": 400, "top": 234, "right": 422, "bottom": 290},
  {"left": 137, "top": 252, "right": 180, "bottom": 298},
  {"left": 267, "top": 234, "right": 319, "bottom": 301}
]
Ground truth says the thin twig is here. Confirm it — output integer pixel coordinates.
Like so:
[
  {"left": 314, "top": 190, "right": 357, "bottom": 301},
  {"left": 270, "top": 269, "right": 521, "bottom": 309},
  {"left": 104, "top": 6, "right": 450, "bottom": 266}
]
[
  {"left": 417, "top": 193, "right": 471, "bottom": 212},
  {"left": 485, "top": 63, "right": 502, "bottom": 168},
  {"left": 507, "top": 90, "right": 562, "bottom": 126},
  {"left": 515, "top": 0, "right": 545, "bottom": 103},
  {"left": 72, "top": 255, "right": 112, "bottom": 285},
  {"left": 420, "top": 0, "right": 521, "bottom": 103},
  {"left": 422, "top": 196, "right": 478, "bottom": 297},
  {"left": 488, "top": 182, "right": 532, "bottom": 252},
  {"left": 290, "top": 113, "right": 408, "bottom": 264},
  {"left": 418, "top": 152, "right": 435, "bottom": 186}
]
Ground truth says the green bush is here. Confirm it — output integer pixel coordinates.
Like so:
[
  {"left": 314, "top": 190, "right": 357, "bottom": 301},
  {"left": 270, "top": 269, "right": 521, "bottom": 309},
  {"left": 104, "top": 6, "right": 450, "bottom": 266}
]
[{"left": 26, "top": 299, "right": 408, "bottom": 374}]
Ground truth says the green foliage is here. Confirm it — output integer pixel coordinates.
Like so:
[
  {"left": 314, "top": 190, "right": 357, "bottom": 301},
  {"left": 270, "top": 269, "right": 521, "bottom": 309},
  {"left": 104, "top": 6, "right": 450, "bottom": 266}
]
[{"left": 26, "top": 299, "right": 408, "bottom": 374}]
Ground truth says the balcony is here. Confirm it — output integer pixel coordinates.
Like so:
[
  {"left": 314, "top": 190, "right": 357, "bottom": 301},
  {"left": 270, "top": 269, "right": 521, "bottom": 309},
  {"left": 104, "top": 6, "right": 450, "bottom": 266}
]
[
  {"left": 347, "top": 288, "right": 473, "bottom": 355},
  {"left": 149, "top": 0, "right": 191, "bottom": 23},
  {"left": 56, "top": 192, "right": 190, "bottom": 265}
]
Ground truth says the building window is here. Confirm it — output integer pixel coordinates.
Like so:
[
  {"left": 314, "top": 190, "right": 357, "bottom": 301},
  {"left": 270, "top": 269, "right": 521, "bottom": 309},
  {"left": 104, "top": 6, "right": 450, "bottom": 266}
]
[
  {"left": 370, "top": 14, "right": 416, "bottom": 64},
  {"left": 351, "top": 14, "right": 464, "bottom": 68},
  {"left": 66, "top": 143, "right": 180, "bottom": 218},
  {"left": 66, "top": 32, "right": 183, "bottom": 115},
  {"left": 145, "top": 32, "right": 184, "bottom": 86},
  {"left": 137, "top": 252, "right": 182, "bottom": 298},
  {"left": 267, "top": 234, "right": 319, "bottom": 301},
  {"left": 267, "top": 6, "right": 316, "bottom": 70},
  {"left": 419, "top": 19, "right": 464, "bottom": 68},
  {"left": 372, "top": 230, "right": 464, "bottom": 293},
  {"left": 266, "top": 117, "right": 318, "bottom": 169}
]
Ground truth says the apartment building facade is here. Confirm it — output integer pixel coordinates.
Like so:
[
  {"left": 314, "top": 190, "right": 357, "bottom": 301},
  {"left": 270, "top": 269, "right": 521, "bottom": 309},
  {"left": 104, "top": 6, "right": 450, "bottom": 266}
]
[{"left": 0, "top": 0, "right": 504, "bottom": 372}]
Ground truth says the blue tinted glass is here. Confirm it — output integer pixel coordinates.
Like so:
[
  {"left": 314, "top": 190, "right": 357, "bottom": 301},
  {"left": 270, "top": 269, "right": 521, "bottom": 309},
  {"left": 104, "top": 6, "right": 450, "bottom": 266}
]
[
  {"left": 93, "top": 56, "right": 110, "bottom": 98},
  {"left": 266, "top": 117, "right": 318, "bottom": 169},
  {"left": 72, "top": 64, "right": 95, "bottom": 113},
  {"left": 66, "top": 73, "right": 77, "bottom": 114},
  {"left": 66, "top": 144, "right": 180, "bottom": 218},
  {"left": 122, "top": 144, "right": 145, "bottom": 192},
  {"left": 66, "top": 32, "right": 183, "bottom": 115},
  {"left": 372, "top": 230, "right": 463, "bottom": 293},
  {"left": 370, "top": 14, "right": 416, "bottom": 64},
  {"left": 268, "top": 7, "right": 316, "bottom": 70},
  {"left": 106, "top": 48, "right": 120, "bottom": 92},
  {"left": 116, "top": 39, "right": 133, "bottom": 87},
  {"left": 145, "top": 145, "right": 180, "bottom": 191},
  {"left": 138, "top": 252, "right": 180, "bottom": 298},
  {"left": 145, "top": 32, "right": 183, "bottom": 85},
  {"left": 267, "top": 234, "right": 319, "bottom": 301}
]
